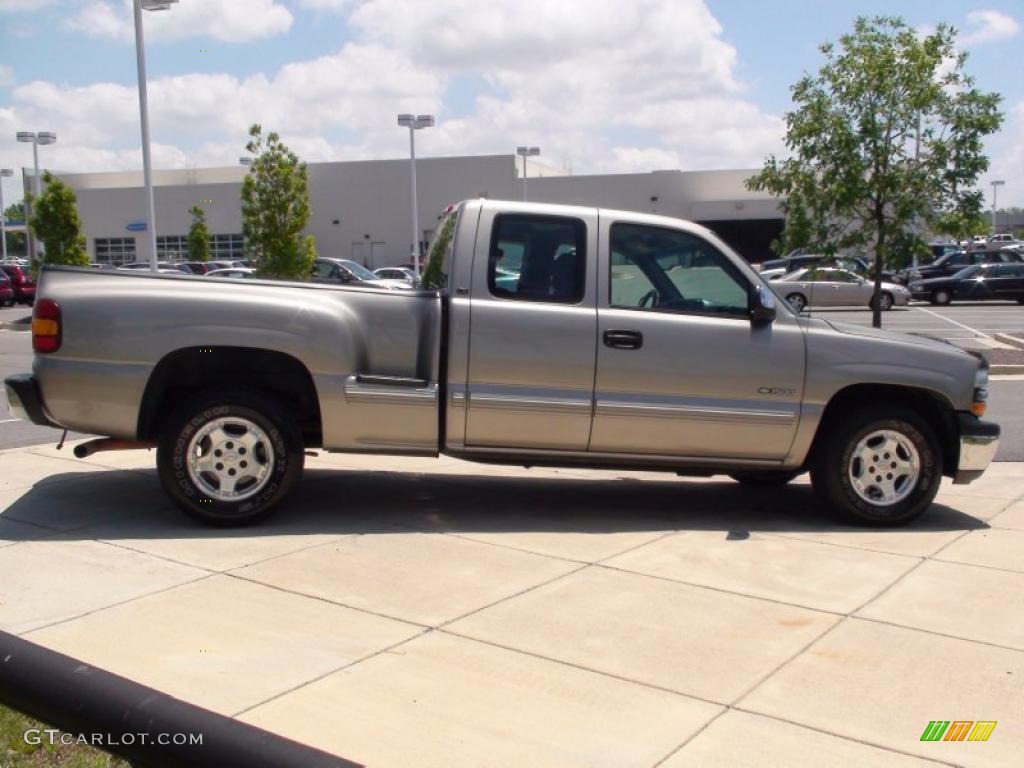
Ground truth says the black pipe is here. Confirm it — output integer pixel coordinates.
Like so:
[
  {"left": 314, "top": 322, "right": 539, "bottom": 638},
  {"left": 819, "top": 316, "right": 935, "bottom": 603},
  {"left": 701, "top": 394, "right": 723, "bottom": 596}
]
[{"left": 0, "top": 630, "right": 361, "bottom": 768}]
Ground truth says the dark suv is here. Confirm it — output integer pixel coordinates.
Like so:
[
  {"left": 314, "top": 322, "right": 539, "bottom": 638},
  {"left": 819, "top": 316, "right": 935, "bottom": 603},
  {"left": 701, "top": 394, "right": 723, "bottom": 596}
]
[
  {"left": 0, "top": 264, "right": 35, "bottom": 305},
  {"left": 902, "top": 249, "right": 1022, "bottom": 282}
]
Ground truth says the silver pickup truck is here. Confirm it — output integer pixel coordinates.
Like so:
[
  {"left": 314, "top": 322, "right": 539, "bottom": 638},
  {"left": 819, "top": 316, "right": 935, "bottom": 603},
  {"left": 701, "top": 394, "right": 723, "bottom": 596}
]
[{"left": 5, "top": 199, "right": 999, "bottom": 527}]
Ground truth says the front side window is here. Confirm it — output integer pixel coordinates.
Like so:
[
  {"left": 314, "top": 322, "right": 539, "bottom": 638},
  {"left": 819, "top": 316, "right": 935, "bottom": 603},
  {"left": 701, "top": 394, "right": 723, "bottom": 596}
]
[
  {"left": 488, "top": 214, "right": 586, "bottom": 304},
  {"left": 610, "top": 223, "right": 749, "bottom": 316}
]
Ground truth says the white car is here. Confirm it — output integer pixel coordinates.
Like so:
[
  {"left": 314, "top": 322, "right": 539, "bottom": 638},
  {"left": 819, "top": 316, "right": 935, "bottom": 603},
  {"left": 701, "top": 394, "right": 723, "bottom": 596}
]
[
  {"left": 374, "top": 266, "right": 419, "bottom": 287},
  {"left": 775, "top": 267, "right": 910, "bottom": 311}
]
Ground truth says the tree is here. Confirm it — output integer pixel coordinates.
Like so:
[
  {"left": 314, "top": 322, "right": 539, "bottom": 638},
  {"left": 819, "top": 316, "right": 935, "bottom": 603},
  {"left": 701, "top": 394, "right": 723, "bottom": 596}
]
[
  {"left": 747, "top": 16, "right": 1002, "bottom": 327},
  {"left": 28, "top": 171, "right": 90, "bottom": 272},
  {"left": 240, "top": 124, "right": 316, "bottom": 278},
  {"left": 187, "top": 205, "right": 211, "bottom": 262},
  {"left": 422, "top": 208, "right": 456, "bottom": 289},
  {"left": 3, "top": 201, "right": 27, "bottom": 257}
]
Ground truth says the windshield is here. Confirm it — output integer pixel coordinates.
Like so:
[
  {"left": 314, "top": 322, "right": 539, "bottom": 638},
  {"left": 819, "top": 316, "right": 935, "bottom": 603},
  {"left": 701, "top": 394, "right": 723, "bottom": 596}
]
[
  {"left": 951, "top": 264, "right": 981, "bottom": 279},
  {"left": 339, "top": 260, "right": 379, "bottom": 281}
]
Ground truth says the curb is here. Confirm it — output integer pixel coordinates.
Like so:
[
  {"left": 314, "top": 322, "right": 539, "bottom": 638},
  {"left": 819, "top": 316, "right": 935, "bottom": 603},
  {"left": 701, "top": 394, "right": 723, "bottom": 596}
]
[
  {"left": 994, "top": 332, "right": 1024, "bottom": 349},
  {"left": 991, "top": 364, "right": 1024, "bottom": 375},
  {"left": 0, "top": 630, "right": 360, "bottom": 768}
]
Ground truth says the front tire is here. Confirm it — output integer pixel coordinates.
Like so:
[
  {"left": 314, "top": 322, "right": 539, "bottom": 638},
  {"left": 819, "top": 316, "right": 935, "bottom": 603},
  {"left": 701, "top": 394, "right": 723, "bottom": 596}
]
[
  {"left": 157, "top": 390, "right": 304, "bottom": 526},
  {"left": 932, "top": 289, "right": 952, "bottom": 305},
  {"left": 810, "top": 406, "right": 941, "bottom": 526}
]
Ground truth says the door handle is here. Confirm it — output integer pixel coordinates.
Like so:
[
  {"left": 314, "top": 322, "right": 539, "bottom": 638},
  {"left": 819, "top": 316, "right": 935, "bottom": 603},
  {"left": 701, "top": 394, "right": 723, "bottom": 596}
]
[{"left": 603, "top": 329, "right": 643, "bottom": 350}]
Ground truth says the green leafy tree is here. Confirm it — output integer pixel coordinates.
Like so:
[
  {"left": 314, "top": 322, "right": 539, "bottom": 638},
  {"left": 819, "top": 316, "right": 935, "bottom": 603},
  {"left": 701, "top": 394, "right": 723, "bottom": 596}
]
[
  {"left": 28, "top": 171, "right": 90, "bottom": 272},
  {"left": 422, "top": 210, "right": 456, "bottom": 289},
  {"left": 187, "top": 205, "right": 211, "bottom": 262},
  {"left": 747, "top": 16, "right": 1002, "bottom": 327},
  {"left": 3, "top": 201, "right": 27, "bottom": 256},
  {"left": 240, "top": 124, "right": 316, "bottom": 278}
]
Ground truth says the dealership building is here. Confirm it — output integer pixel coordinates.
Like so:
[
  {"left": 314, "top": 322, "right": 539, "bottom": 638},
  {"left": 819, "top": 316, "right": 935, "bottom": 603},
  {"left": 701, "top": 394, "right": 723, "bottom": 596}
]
[{"left": 40, "top": 153, "right": 784, "bottom": 267}]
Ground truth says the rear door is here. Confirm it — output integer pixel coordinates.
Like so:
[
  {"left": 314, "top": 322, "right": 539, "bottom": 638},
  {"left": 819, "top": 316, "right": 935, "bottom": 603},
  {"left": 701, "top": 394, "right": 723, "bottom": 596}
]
[
  {"left": 463, "top": 206, "right": 598, "bottom": 451},
  {"left": 590, "top": 219, "right": 805, "bottom": 460}
]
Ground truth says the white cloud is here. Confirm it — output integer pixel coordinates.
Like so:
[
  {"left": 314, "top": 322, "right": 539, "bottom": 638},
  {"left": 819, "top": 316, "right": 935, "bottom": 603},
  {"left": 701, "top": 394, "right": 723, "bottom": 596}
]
[
  {"left": 298, "top": 0, "right": 349, "bottom": 11},
  {"left": 980, "top": 101, "right": 1024, "bottom": 212},
  {"left": 0, "top": 0, "right": 59, "bottom": 10},
  {"left": 1, "top": 0, "right": 794, "bottom": 202},
  {"left": 65, "top": 0, "right": 294, "bottom": 43},
  {"left": 0, "top": 65, "right": 14, "bottom": 88},
  {"left": 962, "top": 9, "right": 1020, "bottom": 45}
]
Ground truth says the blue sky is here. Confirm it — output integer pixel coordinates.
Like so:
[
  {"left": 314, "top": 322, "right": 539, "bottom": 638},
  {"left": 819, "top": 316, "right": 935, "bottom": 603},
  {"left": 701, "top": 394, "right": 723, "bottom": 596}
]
[{"left": 1, "top": 0, "right": 1022, "bottom": 205}]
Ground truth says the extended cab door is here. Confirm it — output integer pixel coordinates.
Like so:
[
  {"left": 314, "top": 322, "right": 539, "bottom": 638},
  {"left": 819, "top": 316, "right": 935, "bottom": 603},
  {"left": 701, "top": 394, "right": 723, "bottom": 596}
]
[
  {"left": 462, "top": 204, "right": 598, "bottom": 451},
  {"left": 590, "top": 218, "right": 805, "bottom": 460}
]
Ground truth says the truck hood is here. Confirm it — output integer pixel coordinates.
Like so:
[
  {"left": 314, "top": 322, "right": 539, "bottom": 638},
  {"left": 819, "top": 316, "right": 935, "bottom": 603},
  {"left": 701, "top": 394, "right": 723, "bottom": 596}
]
[{"left": 820, "top": 317, "right": 971, "bottom": 357}]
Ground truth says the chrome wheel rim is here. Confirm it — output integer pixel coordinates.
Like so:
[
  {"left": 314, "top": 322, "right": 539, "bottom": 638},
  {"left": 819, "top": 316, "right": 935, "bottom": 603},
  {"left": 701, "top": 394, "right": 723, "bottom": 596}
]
[
  {"left": 848, "top": 429, "right": 920, "bottom": 506},
  {"left": 880, "top": 294, "right": 892, "bottom": 310},
  {"left": 187, "top": 416, "right": 274, "bottom": 502},
  {"left": 788, "top": 294, "right": 806, "bottom": 311}
]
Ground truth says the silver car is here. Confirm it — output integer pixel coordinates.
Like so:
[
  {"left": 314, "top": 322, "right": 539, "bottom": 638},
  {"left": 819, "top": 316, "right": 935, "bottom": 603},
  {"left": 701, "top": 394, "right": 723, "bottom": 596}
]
[{"left": 775, "top": 267, "right": 910, "bottom": 311}]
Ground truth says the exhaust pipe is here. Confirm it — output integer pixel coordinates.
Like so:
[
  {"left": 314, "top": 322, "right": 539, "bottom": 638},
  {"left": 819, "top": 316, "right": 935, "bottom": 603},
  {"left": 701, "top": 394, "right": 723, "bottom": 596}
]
[{"left": 73, "top": 438, "right": 156, "bottom": 459}]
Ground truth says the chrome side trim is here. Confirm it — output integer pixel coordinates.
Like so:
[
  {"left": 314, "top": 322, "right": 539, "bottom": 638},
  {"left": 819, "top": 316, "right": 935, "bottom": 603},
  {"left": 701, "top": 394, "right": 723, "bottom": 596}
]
[
  {"left": 468, "top": 393, "right": 593, "bottom": 415},
  {"left": 594, "top": 400, "right": 795, "bottom": 426},
  {"left": 456, "top": 443, "right": 784, "bottom": 467},
  {"left": 343, "top": 375, "right": 437, "bottom": 406}
]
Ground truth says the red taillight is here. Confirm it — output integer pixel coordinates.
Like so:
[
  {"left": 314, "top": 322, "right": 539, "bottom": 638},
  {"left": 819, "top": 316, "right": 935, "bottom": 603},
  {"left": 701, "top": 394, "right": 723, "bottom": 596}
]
[{"left": 32, "top": 298, "right": 62, "bottom": 353}]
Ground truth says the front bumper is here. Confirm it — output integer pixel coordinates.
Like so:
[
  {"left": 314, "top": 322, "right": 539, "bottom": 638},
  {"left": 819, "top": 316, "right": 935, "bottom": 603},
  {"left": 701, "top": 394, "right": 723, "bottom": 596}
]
[
  {"left": 953, "top": 413, "right": 1000, "bottom": 484},
  {"left": 3, "top": 374, "right": 58, "bottom": 428}
]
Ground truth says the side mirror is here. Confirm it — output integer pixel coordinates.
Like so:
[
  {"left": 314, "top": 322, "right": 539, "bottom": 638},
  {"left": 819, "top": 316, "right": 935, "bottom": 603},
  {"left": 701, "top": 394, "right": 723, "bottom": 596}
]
[{"left": 750, "top": 285, "right": 777, "bottom": 325}]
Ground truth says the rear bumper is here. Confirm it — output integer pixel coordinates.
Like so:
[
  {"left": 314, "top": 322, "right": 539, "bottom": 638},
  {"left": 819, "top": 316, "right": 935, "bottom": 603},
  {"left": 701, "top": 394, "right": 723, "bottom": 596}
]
[
  {"left": 953, "top": 413, "right": 1000, "bottom": 484},
  {"left": 3, "top": 374, "right": 58, "bottom": 428}
]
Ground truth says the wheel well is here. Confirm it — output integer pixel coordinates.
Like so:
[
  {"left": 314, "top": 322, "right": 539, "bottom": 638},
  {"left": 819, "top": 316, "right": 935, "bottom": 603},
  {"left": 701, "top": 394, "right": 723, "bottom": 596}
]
[
  {"left": 137, "top": 347, "right": 322, "bottom": 446},
  {"left": 808, "top": 384, "right": 959, "bottom": 475}
]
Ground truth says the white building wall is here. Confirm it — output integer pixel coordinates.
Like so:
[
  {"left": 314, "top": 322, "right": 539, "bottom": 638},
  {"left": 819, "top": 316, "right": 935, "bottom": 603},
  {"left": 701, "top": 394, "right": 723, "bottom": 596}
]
[{"left": 55, "top": 155, "right": 782, "bottom": 268}]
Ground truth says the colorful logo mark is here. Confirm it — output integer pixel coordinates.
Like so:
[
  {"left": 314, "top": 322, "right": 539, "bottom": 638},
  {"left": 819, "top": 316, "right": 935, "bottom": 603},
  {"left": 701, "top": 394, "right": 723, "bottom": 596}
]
[{"left": 920, "top": 721, "right": 996, "bottom": 742}]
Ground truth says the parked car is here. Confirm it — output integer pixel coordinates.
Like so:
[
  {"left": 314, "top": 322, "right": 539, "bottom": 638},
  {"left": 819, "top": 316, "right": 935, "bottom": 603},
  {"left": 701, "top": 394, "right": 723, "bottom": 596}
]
[
  {"left": 117, "top": 261, "right": 192, "bottom": 273},
  {"left": 987, "top": 233, "right": 1019, "bottom": 246},
  {"left": 312, "top": 258, "right": 411, "bottom": 289},
  {"left": 5, "top": 200, "right": 999, "bottom": 529},
  {"left": 0, "top": 270, "right": 14, "bottom": 307},
  {"left": 900, "top": 249, "right": 1021, "bottom": 282},
  {"left": 758, "top": 254, "right": 823, "bottom": 275},
  {"left": 909, "top": 263, "right": 1024, "bottom": 305},
  {"left": 760, "top": 254, "right": 898, "bottom": 283},
  {"left": 774, "top": 267, "right": 910, "bottom": 311},
  {"left": 182, "top": 261, "right": 215, "bottom": 275},
  {"left": 374, "top": 266, "right": 419, "bottom": 286},
  {"left": 205, "top": 268, "right": 256, "bottom": 279},
  {"left": 0, "top": 264, "right": 35, "bottom": 305}
]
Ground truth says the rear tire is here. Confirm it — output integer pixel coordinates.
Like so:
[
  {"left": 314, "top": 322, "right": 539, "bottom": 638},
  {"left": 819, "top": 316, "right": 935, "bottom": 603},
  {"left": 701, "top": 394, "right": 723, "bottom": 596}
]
[
  {"left": 810, "top": 406, "right": 941, "bottom": 526},
  {"left": 729, "top": 470, "right": 802, "bottom": 487},
  {"left": 157, "top": 390, "right": 304, "bottom": 526}
]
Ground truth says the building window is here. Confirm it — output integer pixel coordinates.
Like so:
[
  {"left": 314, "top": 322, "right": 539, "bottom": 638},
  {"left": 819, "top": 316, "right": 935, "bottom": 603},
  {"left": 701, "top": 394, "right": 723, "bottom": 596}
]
[
  {"left": 211, "top": 234, "right": 245, "bottom": 259},
  {"left": 156, "top": 235, "right": 188, "bottom": 260},
  {"left": 94, "top": 237, "right": 136, "bottom": 265}
]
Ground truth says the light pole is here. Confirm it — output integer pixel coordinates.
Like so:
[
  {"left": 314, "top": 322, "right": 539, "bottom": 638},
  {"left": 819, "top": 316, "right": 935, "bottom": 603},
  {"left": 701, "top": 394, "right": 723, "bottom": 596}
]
[
  {"left": 16, "top": 131, "right": 56, "bottom": 263},
  {"left": 133, "top": 0, "right": 178, "bottom": 271},
  {"left": 516, "top": 146, "right": 540, "bottom": 201},
  {"left": 0, "top": 169, "right": 12, "bottom": 262},
  {"left": 397, "top": 113, "right": 434, "bottom": 279},
  {"left": 990, "top": 180, "right": 1005, "bottom": 236}
]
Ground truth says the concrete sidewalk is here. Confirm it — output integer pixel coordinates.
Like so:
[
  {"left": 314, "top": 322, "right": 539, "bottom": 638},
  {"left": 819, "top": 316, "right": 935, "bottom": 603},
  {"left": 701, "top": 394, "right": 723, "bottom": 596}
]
[{"left": 0, "top": 443, "right": 1021, "bottom": 767}]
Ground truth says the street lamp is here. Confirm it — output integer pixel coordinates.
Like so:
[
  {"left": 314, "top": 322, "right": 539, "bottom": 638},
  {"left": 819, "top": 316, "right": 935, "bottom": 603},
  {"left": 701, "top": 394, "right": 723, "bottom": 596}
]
[
  {"left": 0, "top": 168, "right": 12, "bottom": 263},
  {"left": 133, "top": 0, "right": 178, "bottom": 271},
  {"left": 16, "top": 130, "right": 57, "bottom": 263},
  {"left": 397, "top": 113, "right": 434, "bottom": 279},
  {"left": 516, "top": 146, "right": 540, "bottom": 202},
  {"left": 990, "top": 180, "right": 1005, "bottom": 236}
]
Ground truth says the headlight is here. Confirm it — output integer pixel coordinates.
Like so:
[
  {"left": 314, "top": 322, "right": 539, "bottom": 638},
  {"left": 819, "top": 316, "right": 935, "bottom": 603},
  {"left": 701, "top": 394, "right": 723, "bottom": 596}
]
[{"left": 972, "top": 366, "right": 989, "bottom": 417}]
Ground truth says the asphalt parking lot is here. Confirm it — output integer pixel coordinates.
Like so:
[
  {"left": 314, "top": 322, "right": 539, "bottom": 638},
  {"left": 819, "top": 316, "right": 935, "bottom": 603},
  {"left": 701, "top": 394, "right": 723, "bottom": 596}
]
[{"left": 1, "top": 446, "right": 1022, "bottom": 767}]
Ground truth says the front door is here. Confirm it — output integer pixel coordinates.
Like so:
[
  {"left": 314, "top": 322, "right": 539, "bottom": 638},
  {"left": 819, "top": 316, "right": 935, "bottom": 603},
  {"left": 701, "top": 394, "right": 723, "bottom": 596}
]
[
  {"left": 464, "top": 209, "right": 598, "bottom": 451},
  {"left": 590, "top": 220, "right": 805, "bottom": 460}
]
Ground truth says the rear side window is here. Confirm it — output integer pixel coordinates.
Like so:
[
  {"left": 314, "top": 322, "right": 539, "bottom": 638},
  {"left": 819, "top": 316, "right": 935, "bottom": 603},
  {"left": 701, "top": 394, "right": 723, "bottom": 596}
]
[{"left": 488, "top": 214, "right": 586, "bottom": 304}]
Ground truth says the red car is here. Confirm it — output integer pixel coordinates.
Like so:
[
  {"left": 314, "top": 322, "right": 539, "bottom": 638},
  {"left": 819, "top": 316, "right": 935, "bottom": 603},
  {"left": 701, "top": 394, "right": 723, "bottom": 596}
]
[
  {"left": 0, "top": 270, "right": 14, "bottom": 307},
  {"left": 0, "top": 265, "right": 35, "bottom": 305}
]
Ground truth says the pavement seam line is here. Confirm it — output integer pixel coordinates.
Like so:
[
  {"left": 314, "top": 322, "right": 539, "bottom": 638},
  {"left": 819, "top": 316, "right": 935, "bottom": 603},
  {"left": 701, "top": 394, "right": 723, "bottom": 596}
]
[
  {"left": 18, "top": 571, "right": 218, "bottom": 638},
  {"left": 230, "top": 626, "right": 434, "bottom": 719},
  {"left": 851, "top": 614, "right": 1024, "bottom": 654}
]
